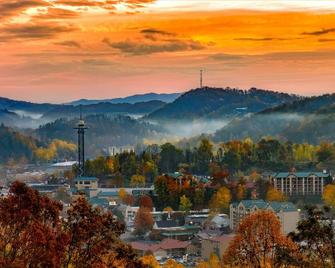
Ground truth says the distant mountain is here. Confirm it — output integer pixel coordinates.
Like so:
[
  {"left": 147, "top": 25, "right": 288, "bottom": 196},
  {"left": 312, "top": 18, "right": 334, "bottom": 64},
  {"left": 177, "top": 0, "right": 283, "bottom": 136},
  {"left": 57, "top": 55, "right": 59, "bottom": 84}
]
[
  {"left": 0, "top": 96, "right": 166, "bottom": 128},
  {"left": 69, "top": 93, "right": 181, "bottom": 105},
  {"left": 42, "top": 100, "right": 166, "bottom": 121},
  {"left": 0, "top": 97, "right": 57, "bottom": 114},
  {"left": 213, "top": 93, "right": 335, "bottom": 144},
  {"left": 146, "top": 87, "right": 300, "bottom": 121},
  {"left": 34, "top": 114, "right": 163, "bottom": 157}
]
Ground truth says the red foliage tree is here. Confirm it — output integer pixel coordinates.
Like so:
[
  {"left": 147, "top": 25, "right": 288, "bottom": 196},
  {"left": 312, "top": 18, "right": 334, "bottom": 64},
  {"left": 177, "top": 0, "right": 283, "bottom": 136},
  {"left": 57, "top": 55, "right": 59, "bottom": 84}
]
[
  {"left": 139, "top": 195, "right": 153, "bottom": 211},
  {"left": 0, "top": 181, "right": 146, "bottom": 268},
  {"left": 0, "top": 181, "right": 67, "bottom": 267}
]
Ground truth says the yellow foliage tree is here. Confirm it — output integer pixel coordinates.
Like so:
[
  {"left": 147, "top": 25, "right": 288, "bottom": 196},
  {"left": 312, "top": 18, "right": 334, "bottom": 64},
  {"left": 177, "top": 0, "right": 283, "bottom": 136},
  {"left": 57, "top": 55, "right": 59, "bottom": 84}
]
[
  {"left": 179, "top": 195, "right": 192, "bottom": 213},
  {"left": 196, "top": 253, "right": 221, "bottom": 268},
  {"left": 141, "top": 255, "right": 161, "bottom": 268},
  {"left": 118, "top": 188, "right": 127, "bottom": 202},
  {"left": 34, "top": 139, "right": 76, "bottom": 162},
  {"left": 266, "top": 187, "right": 287, "bottom": 202},
  {"left": 163, "top": 259, "right": 184, "bottom": 268},
  {"left": 130, "top": 175, "right": 146, "bottom": 187},
  {"left": 323, "top": 184, "right": 335, "bottom": 207},
  {"left": 210, "top": 186, "right": 231, "bottom": 213}
]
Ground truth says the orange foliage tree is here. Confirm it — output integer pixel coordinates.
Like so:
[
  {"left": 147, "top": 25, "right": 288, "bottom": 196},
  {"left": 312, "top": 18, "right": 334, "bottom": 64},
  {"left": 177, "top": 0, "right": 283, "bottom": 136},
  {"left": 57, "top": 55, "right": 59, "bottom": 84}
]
[
  {"left": 223, "top": 210, "right": 300, "bottom": 267},
  {"left": 134, "top": 207, "right": 154, "bottom": 236}
]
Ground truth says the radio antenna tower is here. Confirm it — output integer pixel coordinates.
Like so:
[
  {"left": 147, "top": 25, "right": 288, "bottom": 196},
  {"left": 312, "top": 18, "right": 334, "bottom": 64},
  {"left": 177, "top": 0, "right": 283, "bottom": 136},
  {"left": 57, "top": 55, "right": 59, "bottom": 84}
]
[
  {"left": 200, "top": 69, "right": 203, "bottom": 88},
  {"left": 74, "top": 105, "right": 87, "bottom": 177}
]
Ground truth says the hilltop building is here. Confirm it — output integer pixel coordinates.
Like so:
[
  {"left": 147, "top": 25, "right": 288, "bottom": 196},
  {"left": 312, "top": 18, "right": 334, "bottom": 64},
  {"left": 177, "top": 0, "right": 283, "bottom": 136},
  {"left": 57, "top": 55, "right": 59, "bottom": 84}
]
[
  {"left": 270, "top": 171, "right": 332, "bottom": 196},
  {"left": 230, "top": 199, "right": 299, "bottom": 234}
]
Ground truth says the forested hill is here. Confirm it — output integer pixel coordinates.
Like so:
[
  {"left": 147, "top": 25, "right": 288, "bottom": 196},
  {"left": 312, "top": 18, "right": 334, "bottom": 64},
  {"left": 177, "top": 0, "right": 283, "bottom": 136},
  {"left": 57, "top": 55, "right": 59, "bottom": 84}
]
[
  {"left": 259, "top": 93, "right": 335, "bottom": 114},
  {"left": 0, "top": 124, "right": 40, "bottom": 163},
  {"left": 41, "top": 100, "right": 166, "bottom": 121},
  {"left": 146, "top": 87, "right": 300, "bottom": 121},
  {"left": 213, "top": 93, "right": 335, "bottom": 144},
  {"left": 34, "top": 115, "right": 163, "bottom": 157}
]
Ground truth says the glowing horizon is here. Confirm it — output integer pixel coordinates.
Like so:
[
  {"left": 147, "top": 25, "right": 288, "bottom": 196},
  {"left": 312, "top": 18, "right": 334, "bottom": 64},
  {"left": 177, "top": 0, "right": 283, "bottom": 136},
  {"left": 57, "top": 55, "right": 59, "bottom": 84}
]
[{"left": 0, "top": 0, "right": 335, "bottom": 103}]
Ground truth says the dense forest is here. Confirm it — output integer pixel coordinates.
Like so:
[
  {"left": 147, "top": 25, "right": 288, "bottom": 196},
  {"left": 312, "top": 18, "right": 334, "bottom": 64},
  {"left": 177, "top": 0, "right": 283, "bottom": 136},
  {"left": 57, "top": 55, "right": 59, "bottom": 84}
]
[
  {"left": 80, "top": 138, "right": 335, "bottom": 182},
  {"left": 214, "top": 93, "right": 335, "bottom": 144},
  {"left": 147, "top": 87, "right": 299, "bottom": 121},
  {"left": 34, "top": 115, "right": 163, "bottom": 157}
]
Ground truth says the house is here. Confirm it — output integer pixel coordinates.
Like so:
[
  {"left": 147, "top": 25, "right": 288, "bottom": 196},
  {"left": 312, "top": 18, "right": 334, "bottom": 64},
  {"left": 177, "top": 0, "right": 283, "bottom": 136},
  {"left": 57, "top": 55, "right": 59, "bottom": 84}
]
[
  {"left": 96, "top": 190, "right": 120, "bottom": 206},
  {"left": 74, "top": 177, "right": 99, "bottom": 197},
  {"left": 201, "top": 235, "right": 235, "bottom": 260},
  {"left": 153, "top": 220, "right": 200, "bottom": 241},
  {"left": 131, "top": 238, "right": 194, "bottom": 258},
  {"left": 229, "top": 199, "right": 299, "bottom": 234},
  {"left": 270, "top": 171, "right": 332, "bottom": 196}
]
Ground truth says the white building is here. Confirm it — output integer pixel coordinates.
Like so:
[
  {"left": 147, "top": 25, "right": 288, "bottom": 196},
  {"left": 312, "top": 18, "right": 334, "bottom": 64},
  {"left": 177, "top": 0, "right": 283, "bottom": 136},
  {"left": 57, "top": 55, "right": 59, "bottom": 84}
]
[{"left": 270, "top": 171, "right": 332, "bottom": 196}]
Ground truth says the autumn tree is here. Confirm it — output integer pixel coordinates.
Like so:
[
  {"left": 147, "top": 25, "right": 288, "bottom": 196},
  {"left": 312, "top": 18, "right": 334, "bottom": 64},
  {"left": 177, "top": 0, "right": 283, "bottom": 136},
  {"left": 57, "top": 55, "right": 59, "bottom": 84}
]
[
  {"left": 323, "top": 184, "right": 335, "bottom": 208},
  {"left": 0, "top": 181, "right": 66, "bottom": 267},
  {"left": 209, "top": 186, "right": 231, "bottom": 213},
  {"left": 118, "top": 188, "right": 127, "bottom": 202},
  {"left": 141, "top": 255, "right": 160, "bottom": 268},
  {"left": 130, "top": 174, "right": 146, "bottom": 187},
  {"left": 134, "top": 207, "right": 154, "bottom": 236},
  {"left": 266, "top": 186, "right": 287, "bottom": 202},
  {"left": 179, "top": 195, "right": 192, "bottom": 213},
  {"left": 223, "top": 210, "right": 300, "bottom": 267},
  {"left": 0, "top": 182, "right": 146, "bottom": 268},
  {"left": 124, "top": 194, "right": 135, "bottom": 206},
  {"left": 290, "top": 206, "right": 335, "bottom": 267},
  {"left": 139, "top": 195, "right": 154, "bottom": 211},
  {"left": 163, "top": 259, "right": 185, "bottom": 268},
  {"left": 196, "top": 253, "right": 220, "bottom": 268},
  {"left": 62, "top": 197, "right": 145, "bottom": 268}
]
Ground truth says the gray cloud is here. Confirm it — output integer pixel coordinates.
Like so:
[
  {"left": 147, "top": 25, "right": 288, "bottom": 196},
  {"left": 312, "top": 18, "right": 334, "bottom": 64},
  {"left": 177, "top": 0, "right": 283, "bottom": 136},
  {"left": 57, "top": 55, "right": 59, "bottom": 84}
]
[
  {"left": 54, "top": 40, "right": 81, "bottom": 47},
  {"left": 209, "top": 53, "right": 243, "bottom": 61},
  {"left": 302, "top": 28, "right": 335, "bottom": 36},
  {"left": 103, "top": 37, "right": 205, "bottom": 55},
  {"left": 141, "top": 28, "right": 175, "bottom": 36},
  {"left": 318, "top": 38, "right": 335, "bottom": 42},
  {"left": 234, "top": 37, "right": 293, "bottom": 41},
  {"left": 0, "top": 0, "right": 50, "bottom": 19},
  {"left": 1, "top": 23, "right": 77, "bottom": 40},
  {"left": 34, "top": 7, "right": 80, "bottom": 19}
]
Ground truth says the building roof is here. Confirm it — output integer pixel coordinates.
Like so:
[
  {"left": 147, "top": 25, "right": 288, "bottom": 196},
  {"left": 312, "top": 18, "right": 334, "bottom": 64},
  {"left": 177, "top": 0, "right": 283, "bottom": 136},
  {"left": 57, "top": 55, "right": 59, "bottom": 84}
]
[
  {"left": 155, "top": 220, "right": 179, "bottom": 228},
  {"left": 232, "top": 199, "right": 298, "bottom": 213},
  {"left": 74, "top": 177, "right": 98, "bottom": 182},
  {"left": 131, "top": 239, "right": 191, "bottom": 252},
  {"left": 269, "top": 201, "right": 297, "bottom": 212},
  {"left": 207, "top": 234, "right": 236, "bottom": 244},
  {"left": 272, "top": 172, "right": 330, "bottom": 178},
  {"left": 89, "top": 197, "right": 109, "bottom": 207},
  {"left": 166, "top": 172, "right": 183, "bottom": 179},
  {"left": 235, "top": 199, "right": 268, "bottom": 209},
  {"left": 97, "top": 191, "right": 119, "bottom": 198}
]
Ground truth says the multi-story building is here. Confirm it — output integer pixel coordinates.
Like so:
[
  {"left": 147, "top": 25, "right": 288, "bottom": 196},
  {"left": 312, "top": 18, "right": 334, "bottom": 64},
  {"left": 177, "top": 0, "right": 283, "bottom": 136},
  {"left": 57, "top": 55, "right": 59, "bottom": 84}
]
[
  {"left": 229, "top": 199, "right": 299, "bottom": 234},
  {"left": 270, "top": 171, "right": 332, "bottom": 196},
  {"left": 201, "top": 235, "right": 235, "bottom": 260}
]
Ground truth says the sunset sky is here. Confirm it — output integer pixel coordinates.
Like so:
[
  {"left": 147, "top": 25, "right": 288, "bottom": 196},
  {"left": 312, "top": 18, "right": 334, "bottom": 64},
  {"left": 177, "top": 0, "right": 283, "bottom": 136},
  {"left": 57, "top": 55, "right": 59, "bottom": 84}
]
[{"left": 1, "top": 0, "right": 335, "bottom": 102}]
